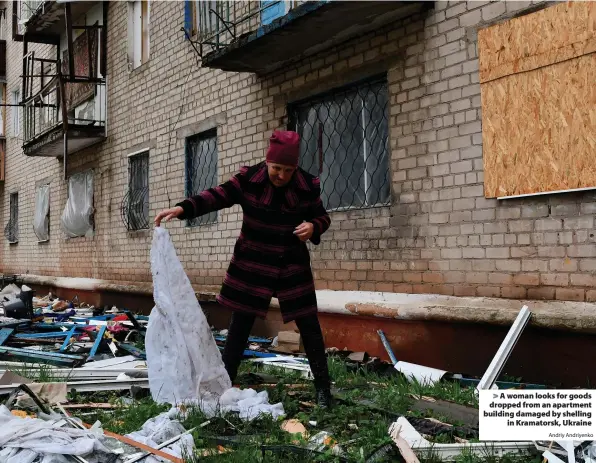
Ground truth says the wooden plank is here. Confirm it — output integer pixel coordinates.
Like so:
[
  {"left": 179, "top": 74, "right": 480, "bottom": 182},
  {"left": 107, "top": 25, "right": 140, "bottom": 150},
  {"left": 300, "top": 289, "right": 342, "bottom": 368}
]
[
  {"left": 479, "top": 2, "right": 596, "bottom": 83},
  {"left": 479, "top": 1, "right": 596, "bottom": 198},
  {"left": 81, "top": 422, "right": 184, "bottom": 463},
  {"left": 481, "top": 54, "right": 596, "bottom": 198},
  {"left": 0, "top": 328, "right": 14, "bottom": 346},
  {"left": 389, "top": 423, "right": 421, "bottom": 463}
]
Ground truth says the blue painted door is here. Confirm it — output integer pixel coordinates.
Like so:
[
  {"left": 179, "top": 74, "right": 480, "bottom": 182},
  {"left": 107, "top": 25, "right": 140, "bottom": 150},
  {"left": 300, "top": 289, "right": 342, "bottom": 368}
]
[{"left": 261, "top": 0, "right": 286, "bottom": 26}]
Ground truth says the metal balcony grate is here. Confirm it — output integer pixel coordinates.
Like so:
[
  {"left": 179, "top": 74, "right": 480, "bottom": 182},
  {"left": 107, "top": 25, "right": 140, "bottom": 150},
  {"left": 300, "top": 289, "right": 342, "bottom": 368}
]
[{"left": 288, "top": 77, "right": 391, "bottom": 211}]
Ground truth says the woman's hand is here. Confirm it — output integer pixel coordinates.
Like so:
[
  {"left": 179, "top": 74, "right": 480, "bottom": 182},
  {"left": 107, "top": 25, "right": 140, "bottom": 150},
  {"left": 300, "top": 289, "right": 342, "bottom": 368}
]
[
  {"left": 294, "top": 222, "right": 314, "bottom": 242},
  {"left": 154, "top": 206, "right": 183, "bottom": 227}
]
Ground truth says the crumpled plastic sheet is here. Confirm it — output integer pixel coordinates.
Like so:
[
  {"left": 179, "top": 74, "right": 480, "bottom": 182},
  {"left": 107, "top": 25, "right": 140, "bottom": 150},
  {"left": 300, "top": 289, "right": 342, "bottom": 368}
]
[
  {"left": 61, "top": 170, "right": 94, "bottom": 238},
  {"left": 147, "top": 227, "right": 232, "bottom": 404},
  {"left": 147, "top": 227, "right": 285, "bottom": 422},
  {"left": 198, "top": 388, "right": 286, "bottom": 422},
  {"left": 0, "top": 405, "right": 118, "bottom": 463},
  {"left": 33, "top": 184, "right": 50, "bottom": 242},
  {"left": 124, "top": 407, "right": 195, "bottom": 462}
]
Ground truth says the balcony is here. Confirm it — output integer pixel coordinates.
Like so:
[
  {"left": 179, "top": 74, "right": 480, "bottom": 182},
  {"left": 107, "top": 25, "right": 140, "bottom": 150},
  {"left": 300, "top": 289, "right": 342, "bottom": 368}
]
[
  {"left": 17, "top": 0, "right": 100, "bottom": 37},
  {"left": 22, "top": 31, "right": 106, "bottom": 157},
  {"left": 195, "top": 0, "right": 430, "bottom": 75}
]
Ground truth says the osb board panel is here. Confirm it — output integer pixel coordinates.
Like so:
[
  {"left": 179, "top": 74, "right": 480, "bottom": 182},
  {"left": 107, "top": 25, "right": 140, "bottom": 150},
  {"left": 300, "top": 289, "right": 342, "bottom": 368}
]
[
  {"left": 482, "top": 53, "right": 596, "bottom": 198},
  {"left": 478, "top": 1, "right": 596, "bottom": 83}
]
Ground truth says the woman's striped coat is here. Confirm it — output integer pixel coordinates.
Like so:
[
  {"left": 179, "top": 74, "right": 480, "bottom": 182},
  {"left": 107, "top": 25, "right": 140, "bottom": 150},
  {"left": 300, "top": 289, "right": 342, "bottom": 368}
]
[{"left": 177, "top": 161, "right": 331, "bottom": 322}]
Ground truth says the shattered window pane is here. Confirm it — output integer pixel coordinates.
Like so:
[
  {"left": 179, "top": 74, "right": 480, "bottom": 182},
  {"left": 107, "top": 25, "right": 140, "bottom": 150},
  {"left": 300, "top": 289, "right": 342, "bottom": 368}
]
[
  {"left": 288, "top": 78, "right": 391, "bottom": 211},
  {"left": 185, "top": 129, "right": 218, "bottom": 226},
  {"left": 61, "top": 170, "right": 94, "bottom": 238},
  {"left": 33, "top": 183, "right": 50, "bottom": 242}
]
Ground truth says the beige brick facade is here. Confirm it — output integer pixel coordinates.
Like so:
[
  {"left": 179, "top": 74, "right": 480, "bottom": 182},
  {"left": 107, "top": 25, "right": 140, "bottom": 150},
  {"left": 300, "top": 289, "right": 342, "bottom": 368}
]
[{"left": 2, "top": 0, "right": 595, "bottom": 303}]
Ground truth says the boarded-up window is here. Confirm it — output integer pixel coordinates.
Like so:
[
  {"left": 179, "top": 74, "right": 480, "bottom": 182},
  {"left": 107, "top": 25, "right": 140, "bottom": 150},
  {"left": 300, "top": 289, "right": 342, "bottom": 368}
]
[
  {"left": 185, "top": 129, "right": 218, "bottom": 226},
  {"left": 479, "top": 2, "right": 596, "bottom": 198}
]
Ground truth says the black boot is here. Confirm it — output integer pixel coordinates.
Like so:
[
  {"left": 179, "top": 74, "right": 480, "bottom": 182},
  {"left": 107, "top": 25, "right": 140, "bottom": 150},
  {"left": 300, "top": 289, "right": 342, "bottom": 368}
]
[
  {"left": 295, "top": 314, "right": 333, "bottom": 409},
  {"left": 316, "top": 387, "right": 333, "bottom": 409},
  {"left": 221, "top": 312, "right": 256, "bottom": 383}
]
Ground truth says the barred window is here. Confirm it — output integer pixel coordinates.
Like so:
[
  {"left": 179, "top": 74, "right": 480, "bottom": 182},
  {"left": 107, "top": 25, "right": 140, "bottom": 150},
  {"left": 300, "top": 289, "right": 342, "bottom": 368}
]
[
  {"left": 185, "top": 129, "right": 218, "bottom": 226},
  {"left": 4, "top": 192, "right": 18, "bottom": 243},
  {"left": 288, "top": 78, "right": 391, "bottom": 211},
  {"left": 122, "top": 150, "right": 150, "bottom": 231}
]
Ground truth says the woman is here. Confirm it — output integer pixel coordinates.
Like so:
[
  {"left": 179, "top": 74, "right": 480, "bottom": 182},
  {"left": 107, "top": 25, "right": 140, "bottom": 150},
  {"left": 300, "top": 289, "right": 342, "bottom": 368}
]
[{"left": 154, "top": 130, "right": 333, "bottom": 408}]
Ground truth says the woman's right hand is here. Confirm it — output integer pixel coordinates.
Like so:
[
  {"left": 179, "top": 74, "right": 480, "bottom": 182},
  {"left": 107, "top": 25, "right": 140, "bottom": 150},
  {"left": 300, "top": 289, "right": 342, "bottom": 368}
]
[{"left": 154, "top": 206, "right": 184, "bottom": 227}]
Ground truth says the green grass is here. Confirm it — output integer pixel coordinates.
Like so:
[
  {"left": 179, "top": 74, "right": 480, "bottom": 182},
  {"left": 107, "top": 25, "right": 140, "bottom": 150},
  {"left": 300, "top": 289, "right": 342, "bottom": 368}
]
[{"left": 55, "top": 356, "right": 541, "bottom": 462}]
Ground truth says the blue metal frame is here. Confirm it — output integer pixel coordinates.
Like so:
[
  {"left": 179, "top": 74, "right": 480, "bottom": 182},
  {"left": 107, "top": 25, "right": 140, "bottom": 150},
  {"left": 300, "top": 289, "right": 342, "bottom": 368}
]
[
  {"left": 88, "top": 325, "right": 107, "bottom": 359},
  {"left": 59, "top": 326, "right": 78, "bottom": 352},
  {"left": 0, "top": 328, "right": 14, "bottom": 346}
]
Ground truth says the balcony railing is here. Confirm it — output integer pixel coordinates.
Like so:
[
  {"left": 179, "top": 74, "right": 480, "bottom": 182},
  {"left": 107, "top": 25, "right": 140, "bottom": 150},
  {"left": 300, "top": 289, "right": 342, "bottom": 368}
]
[
  {"left": 195, "top": 0, "right": 429, "bottom": 74},
  {"left": 16, "top": 0, "right": 45, "bottom": 34},
  {"left": 191, "top": 1, "right": 302, "bottom": 53}
]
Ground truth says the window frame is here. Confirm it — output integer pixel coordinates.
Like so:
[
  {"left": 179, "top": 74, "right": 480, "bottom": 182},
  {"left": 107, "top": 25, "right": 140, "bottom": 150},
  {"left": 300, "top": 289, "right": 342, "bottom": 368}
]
[
  {"left": 128, "top": 0, "right": 150, "bottom": 70},
  {"left": 184, "top": 128, "right": 218, "bottom": 227},
  {"left": 125, "top": 149, "right": 150, "bottom": 231},
  {"left": 287, "top": 76, "right": 392, "bottom": 212},
  {"left": 33, "top": 182, "right": 51, "bottom": 243},
  {"left": 11, "top": 88, "right": 20, "bottom": 137},
  {"left": 5, "top": 191, "right": 18, "bottom": 244}
]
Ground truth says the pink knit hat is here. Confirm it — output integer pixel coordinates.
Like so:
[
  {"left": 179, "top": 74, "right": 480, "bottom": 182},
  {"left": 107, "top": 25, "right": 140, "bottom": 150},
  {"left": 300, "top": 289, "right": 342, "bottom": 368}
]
[{"left": 266, "top": 130, "right": 300, "bottom": 167}]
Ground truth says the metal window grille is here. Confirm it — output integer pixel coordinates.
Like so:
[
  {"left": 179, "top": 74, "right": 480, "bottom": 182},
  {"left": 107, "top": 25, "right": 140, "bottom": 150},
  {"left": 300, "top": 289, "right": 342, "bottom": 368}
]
[
  {"left": 185, "top": 129, "right": 218, "bottom": 226},
  {"left": 288, "top": 77, "right": 391, "bottom": 211},
  {"left": 121, "top": 151, "right": 150, "bottom": 231},
  {"left": 4, "top": 192, "right": 18, "bottom": 243}
]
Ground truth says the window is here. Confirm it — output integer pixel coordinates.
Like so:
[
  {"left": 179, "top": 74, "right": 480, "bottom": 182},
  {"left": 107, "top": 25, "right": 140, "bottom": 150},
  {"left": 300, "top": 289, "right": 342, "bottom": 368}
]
[
  {"left": 123, "top": 150, "right": 149, "bottom": 230},
  {"left": 33, "top": 183, "right": 50, "bottom": 242},
  {"left": 4, "top": 192, "right": 18, "bottom": 243},
  {"left": 185, "top": 129, "right": 218, "bottom": 226},
  {"left": 186, "top": 1, "right": 224, "bottom": 39},
  {"left": 11, "top": 89, "right": 20, "bottom": 136},
  {"left": 288, "top": 78, "right": 391, "bottom": 211},
  {"left": 61, "top": 170, "right": 94, "bottom": 238},
  {"left": 129, "top": 0, "right": 150, "bottom": 69},
  {"left": 0, "top": 84, "right": 6, "bottom": 137}
]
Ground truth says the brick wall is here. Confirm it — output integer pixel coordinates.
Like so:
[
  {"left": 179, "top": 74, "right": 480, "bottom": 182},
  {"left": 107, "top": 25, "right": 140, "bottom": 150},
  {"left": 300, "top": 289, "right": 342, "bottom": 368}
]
[{"left": 2, "top": 0, "right": 595, "bottom": 303}]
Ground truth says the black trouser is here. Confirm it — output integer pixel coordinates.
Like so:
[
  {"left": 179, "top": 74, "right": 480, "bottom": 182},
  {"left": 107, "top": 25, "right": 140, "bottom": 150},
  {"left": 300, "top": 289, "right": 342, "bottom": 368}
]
[{"left": 221, "top": 311, "right": 331, "bottom": 390}]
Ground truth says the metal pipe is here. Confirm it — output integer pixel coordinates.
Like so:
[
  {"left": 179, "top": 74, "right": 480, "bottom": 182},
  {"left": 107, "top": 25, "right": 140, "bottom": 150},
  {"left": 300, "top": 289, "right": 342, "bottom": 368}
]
[{"left": 377, "top": 329, "right": 398, "bottom": 365}]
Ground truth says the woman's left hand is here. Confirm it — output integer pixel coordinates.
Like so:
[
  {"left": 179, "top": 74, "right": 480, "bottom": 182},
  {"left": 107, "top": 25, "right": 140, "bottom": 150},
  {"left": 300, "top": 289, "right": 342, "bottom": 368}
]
[{"left": 294, "top": 222, "right": 314, "bottom": 242}]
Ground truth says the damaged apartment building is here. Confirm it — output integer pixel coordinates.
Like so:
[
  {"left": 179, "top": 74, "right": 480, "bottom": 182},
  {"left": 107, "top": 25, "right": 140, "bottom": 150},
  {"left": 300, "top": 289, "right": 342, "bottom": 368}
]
[{"left": 0, "top": 0, "right": 594, "bottom": 381}]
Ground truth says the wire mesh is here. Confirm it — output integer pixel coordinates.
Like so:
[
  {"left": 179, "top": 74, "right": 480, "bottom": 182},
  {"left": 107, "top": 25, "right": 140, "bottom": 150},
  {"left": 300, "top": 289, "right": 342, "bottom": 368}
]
[
  {"left": 4, "top": 192, "right": 18, "bottom": 243},
  {"left": 185, "top": 130, "right": 218, "bottom": 226},
  {"left": 121, "top": 151, "right": 149, "bottom": 231},
  {"left": 288, "top": 77, "right": 391, "bottom": 211}
]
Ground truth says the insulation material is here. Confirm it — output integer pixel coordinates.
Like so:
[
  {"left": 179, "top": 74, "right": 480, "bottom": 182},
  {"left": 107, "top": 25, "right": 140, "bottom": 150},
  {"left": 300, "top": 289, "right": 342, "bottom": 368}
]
[
  {"left": 479, "top": 2, "right": 596, "bottom": 198},
  {"left": 61, "top": 171, "right": 94, "bottom": 238},
  {"left": 33, "top": 184, "right": 50, "bottom": 242}
]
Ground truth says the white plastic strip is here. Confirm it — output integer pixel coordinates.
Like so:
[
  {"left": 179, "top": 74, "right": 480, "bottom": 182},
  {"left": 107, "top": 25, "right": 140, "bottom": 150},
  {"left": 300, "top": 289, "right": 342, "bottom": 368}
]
[{"left": 477, "top": 305, "right": 531, "bottom": 391}]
